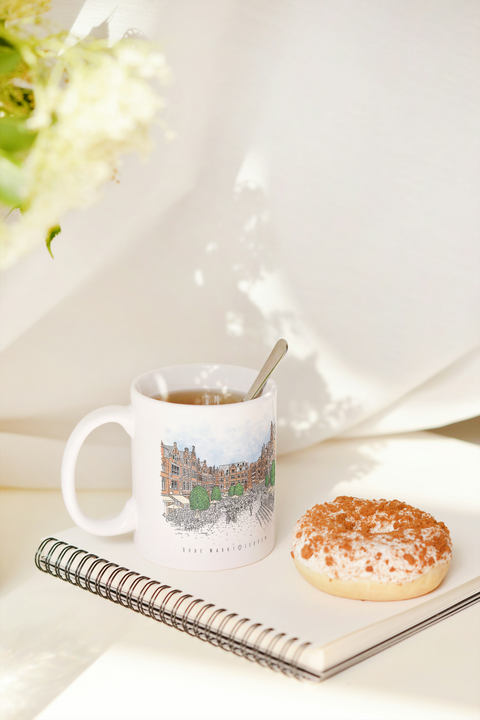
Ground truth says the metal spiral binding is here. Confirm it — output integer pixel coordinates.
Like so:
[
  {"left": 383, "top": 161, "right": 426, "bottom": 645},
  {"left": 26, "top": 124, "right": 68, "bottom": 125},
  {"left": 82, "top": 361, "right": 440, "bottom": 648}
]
[{"left": 35, "top": 538, "right": 316, "bottom": 681}]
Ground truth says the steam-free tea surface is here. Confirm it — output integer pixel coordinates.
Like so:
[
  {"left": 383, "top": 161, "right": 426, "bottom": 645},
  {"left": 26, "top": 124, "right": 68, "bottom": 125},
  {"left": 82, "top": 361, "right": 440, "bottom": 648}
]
[{"left": 152, "top": 389, "right": 244, "bottom": 405}]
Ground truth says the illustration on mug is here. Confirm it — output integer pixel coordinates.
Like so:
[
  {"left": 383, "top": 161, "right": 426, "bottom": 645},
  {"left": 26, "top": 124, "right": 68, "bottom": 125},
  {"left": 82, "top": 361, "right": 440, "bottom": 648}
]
[{"left": 160, "top": 422, "right": 276, "bottom": 535}]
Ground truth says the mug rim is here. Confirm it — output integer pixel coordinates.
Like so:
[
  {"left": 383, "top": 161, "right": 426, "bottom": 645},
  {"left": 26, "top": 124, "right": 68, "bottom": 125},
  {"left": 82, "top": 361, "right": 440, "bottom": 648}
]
[{"left": 131, "top": 363, "right": 276, "bottom": 407}]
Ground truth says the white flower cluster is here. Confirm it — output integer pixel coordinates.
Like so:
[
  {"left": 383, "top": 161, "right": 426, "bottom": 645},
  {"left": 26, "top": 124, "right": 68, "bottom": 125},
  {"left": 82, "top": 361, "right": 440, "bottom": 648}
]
[{"left": 0, "top": 39, "right": 170, "bottom": 269}]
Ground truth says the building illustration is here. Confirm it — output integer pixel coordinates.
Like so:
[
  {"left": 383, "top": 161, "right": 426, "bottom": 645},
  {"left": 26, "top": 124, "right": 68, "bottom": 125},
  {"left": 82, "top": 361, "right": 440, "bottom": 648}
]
[{"left": 160, "top": 422, "right": 276, "bottom": 518}]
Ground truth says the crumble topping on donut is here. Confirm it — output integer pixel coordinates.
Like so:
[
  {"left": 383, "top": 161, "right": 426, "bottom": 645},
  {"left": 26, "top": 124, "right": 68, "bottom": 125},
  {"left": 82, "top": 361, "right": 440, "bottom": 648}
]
[{"left": 291, "top": 497, "right": 452, "bottom": 584}]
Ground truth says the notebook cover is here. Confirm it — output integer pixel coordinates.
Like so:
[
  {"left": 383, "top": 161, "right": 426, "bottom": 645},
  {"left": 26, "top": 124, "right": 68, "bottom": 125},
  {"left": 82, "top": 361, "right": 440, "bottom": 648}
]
[{"left": 37, "top": 433, "right": 480, "bottom": 675}]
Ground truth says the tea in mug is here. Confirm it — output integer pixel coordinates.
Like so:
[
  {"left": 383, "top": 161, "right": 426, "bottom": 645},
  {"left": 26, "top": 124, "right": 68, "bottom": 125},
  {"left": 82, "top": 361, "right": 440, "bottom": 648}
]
[{"left": 152, "top": 389, "right": 244, "bottom": 405}]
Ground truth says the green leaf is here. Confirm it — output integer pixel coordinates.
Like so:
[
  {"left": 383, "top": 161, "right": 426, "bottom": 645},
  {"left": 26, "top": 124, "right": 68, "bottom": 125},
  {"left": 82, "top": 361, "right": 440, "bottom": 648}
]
[
  {"left": 0, "top": 118, "right": 37, "bottom": 153},
  {"left": 45, "top": 225, "right": 61, "bottom": 258},
  {"left": 0, "top": 152, "right": 23, "bottom": 205},
  {"left": 0, "top": 45, "right": 21, "bottom": 75}
]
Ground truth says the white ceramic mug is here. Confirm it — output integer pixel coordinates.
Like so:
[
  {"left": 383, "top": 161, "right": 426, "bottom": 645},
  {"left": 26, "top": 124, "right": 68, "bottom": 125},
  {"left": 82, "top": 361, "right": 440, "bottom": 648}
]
[{"left": 62, "top": 364, "right": 277, "bottom": 570}]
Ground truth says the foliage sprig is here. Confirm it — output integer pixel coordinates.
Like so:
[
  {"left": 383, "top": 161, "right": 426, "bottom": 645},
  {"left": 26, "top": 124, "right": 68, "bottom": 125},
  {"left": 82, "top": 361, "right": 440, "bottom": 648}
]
[{"left": 0, "top": 0, "right": 170, "bottom": 269}]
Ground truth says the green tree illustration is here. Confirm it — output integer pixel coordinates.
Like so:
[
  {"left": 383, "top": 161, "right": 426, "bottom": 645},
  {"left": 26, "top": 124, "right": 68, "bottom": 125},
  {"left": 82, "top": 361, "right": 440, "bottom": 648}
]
[
  {"left": 228, "top": 485, "right": 235, "bottom": 497},
  {"left": 270, "top": 461, "right": 275, "bottom": 486},
  {"left": 265, "top": 474, "right": 270, "bottom": 488},
  {"left": 211, "top": 486, "right": 222, "bottom": 501},
  {"left": 190, "top": 485, "right": 210, "bottom": 511},
  {"left": 234, "top": 483, "right": 244, "bottom": 496}
]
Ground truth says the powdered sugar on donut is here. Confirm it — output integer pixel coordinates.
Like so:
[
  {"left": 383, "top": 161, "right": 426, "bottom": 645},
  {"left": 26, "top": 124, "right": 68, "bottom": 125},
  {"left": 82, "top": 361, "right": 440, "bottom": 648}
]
[{"left": 291, "top": 497, "right": 452, "bottom": 584}]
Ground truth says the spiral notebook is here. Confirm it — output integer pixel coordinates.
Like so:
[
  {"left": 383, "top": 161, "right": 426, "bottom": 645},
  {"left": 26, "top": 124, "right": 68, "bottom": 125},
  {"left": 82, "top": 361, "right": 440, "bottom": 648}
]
[{"left": 35, "top": 435, "right": 480, "bottom": 681}]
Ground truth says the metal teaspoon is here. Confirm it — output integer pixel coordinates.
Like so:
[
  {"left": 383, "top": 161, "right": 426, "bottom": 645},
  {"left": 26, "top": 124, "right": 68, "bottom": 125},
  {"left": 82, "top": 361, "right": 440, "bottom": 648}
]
[{"left": 243, "top": 339, "right": 288, "bottom": 401}]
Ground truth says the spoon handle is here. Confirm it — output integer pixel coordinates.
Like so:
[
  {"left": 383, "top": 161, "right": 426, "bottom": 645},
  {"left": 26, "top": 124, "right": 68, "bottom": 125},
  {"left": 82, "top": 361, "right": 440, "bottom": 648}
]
[{"left": 243, "top": 339, "right": 288, "bottom": 401}]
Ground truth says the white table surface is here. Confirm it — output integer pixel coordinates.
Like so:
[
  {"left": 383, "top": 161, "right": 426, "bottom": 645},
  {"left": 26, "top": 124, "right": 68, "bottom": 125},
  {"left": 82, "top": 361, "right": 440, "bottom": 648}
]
[{"left": 1, "top": 431, "right": 479, "bottom": 720}]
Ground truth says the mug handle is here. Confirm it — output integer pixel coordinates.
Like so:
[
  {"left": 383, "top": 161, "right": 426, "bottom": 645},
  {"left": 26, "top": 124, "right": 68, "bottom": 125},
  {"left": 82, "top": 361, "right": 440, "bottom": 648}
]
[{"left": 61, "top": 406, "right": 137, "bottom": 536}]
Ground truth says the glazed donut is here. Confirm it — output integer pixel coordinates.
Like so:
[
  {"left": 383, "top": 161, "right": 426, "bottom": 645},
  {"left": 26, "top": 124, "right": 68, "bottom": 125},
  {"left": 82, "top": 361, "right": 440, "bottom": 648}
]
[{"left": 291, "top": 497, "right": 452, "bottom": 601}]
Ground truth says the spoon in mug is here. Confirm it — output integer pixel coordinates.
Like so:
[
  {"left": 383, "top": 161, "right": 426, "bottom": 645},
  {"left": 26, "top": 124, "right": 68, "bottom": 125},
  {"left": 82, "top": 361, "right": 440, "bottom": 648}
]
[{"left": 243, "top": 339, "right": 288, "bottom": 401}]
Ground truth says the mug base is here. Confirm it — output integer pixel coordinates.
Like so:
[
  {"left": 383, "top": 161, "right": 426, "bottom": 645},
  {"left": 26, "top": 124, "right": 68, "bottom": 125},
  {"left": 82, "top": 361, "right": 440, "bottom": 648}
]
[{"left": 133, "top": 535, "right": 276, "bottom": 572}]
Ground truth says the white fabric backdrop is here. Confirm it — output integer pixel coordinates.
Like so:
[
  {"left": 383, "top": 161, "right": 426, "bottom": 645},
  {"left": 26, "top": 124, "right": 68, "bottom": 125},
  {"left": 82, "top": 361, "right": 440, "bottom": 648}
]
[{"left": 0, "top": 0, "right": 479, "bottom": 488}]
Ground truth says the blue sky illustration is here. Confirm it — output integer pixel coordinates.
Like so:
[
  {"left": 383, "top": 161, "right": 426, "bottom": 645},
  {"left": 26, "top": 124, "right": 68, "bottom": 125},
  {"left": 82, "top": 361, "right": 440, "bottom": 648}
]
[{"left": 163, "top": 409, "right": 274, "bottom": 467}]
